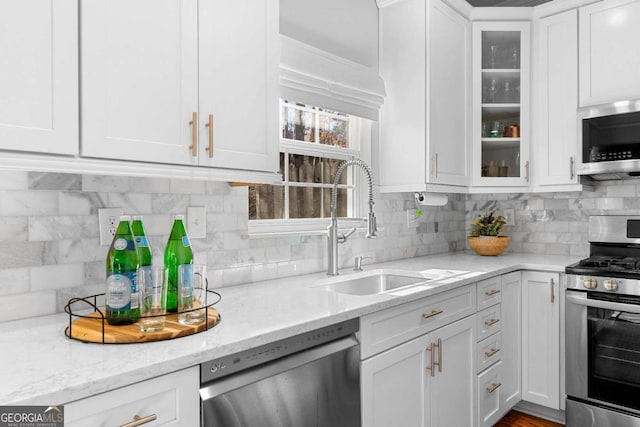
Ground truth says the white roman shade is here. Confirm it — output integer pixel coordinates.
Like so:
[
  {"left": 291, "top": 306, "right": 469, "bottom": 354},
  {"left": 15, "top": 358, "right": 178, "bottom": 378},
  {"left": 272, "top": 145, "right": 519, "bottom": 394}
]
[{"left": 279, "top": 35, "right": 386, "bottom": 120}]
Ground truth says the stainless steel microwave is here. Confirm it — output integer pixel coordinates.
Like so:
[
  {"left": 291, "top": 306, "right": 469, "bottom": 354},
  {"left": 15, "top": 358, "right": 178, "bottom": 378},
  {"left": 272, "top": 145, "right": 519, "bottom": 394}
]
[{"left": 578, "top": 100, "right": 640, "bottom": 180}]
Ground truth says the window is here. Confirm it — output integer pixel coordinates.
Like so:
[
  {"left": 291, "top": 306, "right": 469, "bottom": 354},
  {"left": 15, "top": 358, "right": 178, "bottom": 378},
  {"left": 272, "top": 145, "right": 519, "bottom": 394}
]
[{"left": 249, "top": 100, "right": 369, "bottom": 234}]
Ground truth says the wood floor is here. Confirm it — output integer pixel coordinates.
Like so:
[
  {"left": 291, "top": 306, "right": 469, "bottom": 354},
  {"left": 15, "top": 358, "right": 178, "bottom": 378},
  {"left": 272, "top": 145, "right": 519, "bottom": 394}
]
[{"left": 494, "top": 410, "right": 564, "bottom": 427}]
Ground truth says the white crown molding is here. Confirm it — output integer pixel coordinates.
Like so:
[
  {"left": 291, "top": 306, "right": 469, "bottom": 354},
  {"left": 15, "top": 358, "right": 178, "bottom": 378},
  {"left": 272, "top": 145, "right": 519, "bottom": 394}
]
[
  {"left": 532, "top": 0, "right": 601, "bottom": 18},
  {"left": 377, "top": 0, "right": 473, "bottom": 17}
]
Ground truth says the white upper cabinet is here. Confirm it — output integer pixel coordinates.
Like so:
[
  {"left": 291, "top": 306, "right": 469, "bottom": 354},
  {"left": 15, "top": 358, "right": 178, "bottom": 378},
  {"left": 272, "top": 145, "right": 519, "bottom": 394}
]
[
  {"left": 378, "top": 0, "right": 470, "bottom": 193},
  {"left": 81, "top": 0, "right": 199, "bottom": 165},
  {"left": 472, "top": 22, "right": 531, "bottom": 188},
  {"left": 198, "top": 0, "right": 279, "bottom": 172},
  {"left": 532, "top": 9, "right": 580, "bottom": 188},
  {"left": 81, "top": 0, "right": 279, "bottom": 173},
  {"left": 579, "top": 0, "right": 640, "bottom": 106},
  {"left": 0, "top": 0, "right": 78, "bottom": 155}
]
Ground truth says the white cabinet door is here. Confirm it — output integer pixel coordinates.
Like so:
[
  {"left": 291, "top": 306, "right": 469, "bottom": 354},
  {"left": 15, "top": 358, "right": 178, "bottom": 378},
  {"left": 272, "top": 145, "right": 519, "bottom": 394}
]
[
  {"left": 533, "top": 9, "right": 579, "bottom": 187},
  {"left": 378, "top": 0, "right": 470, "bottom": 192},
  {"left": 198, "top": 0, "right": 279, "bottom": 172},
  {"left": 65, "top": 366, "right": 200, "bottom": 427},
  {"left": 0, "top": 0, "right": 78, "bottom": 155},
  {"left": 500, "top": 271, "right": 521, "bottom": 411},
  {"left": 428, "top": 315, "right": 476, "bottom": 427},
  {"left": 579, "top": 0, "right": 640, "bottom": 106},
  {"left": 81, "top": 0, "right": 199, "bottom": 165},
  {"left": 472, "top": 22, "right": 531, "bottom": 188},
  {"left": 521, "top": 271, "right": 560, "bottom": 409},
  {"left": 426, "top": 0, "right": 471, "bottom": 187},
  {"left": 361, "top": 315, "right": 475, "bottom": 427},
  {"left": 361, "top": 334, "right": 428, "bottom": 427}
]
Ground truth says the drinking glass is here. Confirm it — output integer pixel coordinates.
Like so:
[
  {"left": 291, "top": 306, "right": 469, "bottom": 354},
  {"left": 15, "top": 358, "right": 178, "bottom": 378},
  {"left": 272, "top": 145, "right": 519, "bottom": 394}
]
[
  {"left": 489, "top": 45, "right": 498, "bottom": 68},
  {"left": 178, "top": 264, "right": 208, "bottom": 325},
  {"left": 138, "top": 266, "right": 168, "bottom": 332}
]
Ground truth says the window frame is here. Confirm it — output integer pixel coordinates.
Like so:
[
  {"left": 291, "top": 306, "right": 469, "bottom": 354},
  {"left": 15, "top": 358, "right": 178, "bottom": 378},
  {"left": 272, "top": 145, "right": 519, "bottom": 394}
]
[{"left": 248, "top": 101, "right": 371, "bottom": 237}]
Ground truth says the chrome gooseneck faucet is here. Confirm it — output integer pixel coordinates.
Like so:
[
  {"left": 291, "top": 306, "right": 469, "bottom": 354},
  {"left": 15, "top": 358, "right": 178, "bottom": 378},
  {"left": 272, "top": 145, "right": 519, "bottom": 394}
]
[{"left": 327, "top": 159, "right": 377, "bottom": 276}]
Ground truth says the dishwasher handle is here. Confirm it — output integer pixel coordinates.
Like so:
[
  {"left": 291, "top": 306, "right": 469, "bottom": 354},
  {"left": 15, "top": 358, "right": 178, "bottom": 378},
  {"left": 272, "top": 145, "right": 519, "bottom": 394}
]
[{"left": 200, "top": 335, "right": 359, "bottom": 401}]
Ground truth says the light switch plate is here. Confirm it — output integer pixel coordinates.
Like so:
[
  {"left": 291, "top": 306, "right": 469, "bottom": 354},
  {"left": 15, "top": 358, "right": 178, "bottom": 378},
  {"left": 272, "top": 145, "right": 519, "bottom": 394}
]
[
  {"left": 502, "top": 208, "right": 515, "bottom": 226},
  {"left": 187, "top": 206, "right": 206, "bottom": 239}
]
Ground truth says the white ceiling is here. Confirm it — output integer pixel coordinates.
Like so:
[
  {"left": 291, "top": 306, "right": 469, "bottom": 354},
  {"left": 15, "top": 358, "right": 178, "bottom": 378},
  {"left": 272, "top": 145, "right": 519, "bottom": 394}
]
[{"left": 466, "top": 0, "right": 552, "bottom": 6}]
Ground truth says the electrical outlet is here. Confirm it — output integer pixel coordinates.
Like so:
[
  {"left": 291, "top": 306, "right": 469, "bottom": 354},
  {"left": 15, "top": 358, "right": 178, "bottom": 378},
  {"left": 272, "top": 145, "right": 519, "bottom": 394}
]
[
  {"left": 187, "top": 206, "right": 206, "bottom": 239},
  {"left": 98, "top": 207, "right": 124, "bottom": 245},
  {"left": 502, "top": 208, "right": 515, "bottom": 226},
  {"left": 406, "top": 209, "right": 419, "bottom": 228}
]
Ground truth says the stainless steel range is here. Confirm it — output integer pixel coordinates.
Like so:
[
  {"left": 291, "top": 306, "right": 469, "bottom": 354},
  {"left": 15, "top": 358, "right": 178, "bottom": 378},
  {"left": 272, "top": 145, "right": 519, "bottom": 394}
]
[{"left": 565, "top": 216, "right": 640, "bottom": 426}]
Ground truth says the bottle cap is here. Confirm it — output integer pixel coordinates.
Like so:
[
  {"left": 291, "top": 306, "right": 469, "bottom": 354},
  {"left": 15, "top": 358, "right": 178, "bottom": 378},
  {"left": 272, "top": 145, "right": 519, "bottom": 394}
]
[
  {"left": 174, "top": 214, "right": 185, "bottom": 221},
  {"left": 120, "top": 215, "right": 131, "bottom": 221},
  {"left": 133, "top": 215, "right": 143, "bottom": 220}
]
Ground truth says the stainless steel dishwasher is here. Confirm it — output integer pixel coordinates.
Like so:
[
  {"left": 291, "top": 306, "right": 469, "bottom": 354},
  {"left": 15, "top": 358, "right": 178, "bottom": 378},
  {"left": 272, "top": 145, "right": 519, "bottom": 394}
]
[{"left": 200, "top": 319, "right": 360, "bottom": 427}]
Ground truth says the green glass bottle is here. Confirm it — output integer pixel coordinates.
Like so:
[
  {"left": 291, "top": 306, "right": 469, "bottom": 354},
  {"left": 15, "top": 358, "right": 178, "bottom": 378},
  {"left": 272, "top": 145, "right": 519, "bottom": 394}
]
[
  {"left": 132, "top": 215, "right": 152, "bottom": 267},
  {"left": 106, "top": 215, "right": 140, "bottom": 325},
  {"left": 164, "top": 215, "right": 193, "bottom": 312}
]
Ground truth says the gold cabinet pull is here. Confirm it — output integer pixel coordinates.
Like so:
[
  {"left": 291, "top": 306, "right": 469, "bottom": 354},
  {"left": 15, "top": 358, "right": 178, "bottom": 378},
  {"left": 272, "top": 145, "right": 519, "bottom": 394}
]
[
  {"left": 485, "top": 289, "right": 501, "bottom": 297},
  {"left": 422, "top": 309, "right": 443, "bottom": 320},
  {"left": 550, "top": 277, "right": 555, "bottom": 303},
  {"left": 484, "top": 318, "right": 499, "bottom": 327},
  {"left": 120, "top": 414, "right": 157, "bottom": 427},
  {"left": 426, "top": 342, "right": 436, "bottom": 377},
  {"left": 570, "top": 156, "right": 575, "bottom": 180},
  {"left": 189, "top": 112, "right": 198, "bottom": 157},
  {"left": 486, "top": 382, "right": 502, "bottom": 394},
  {"left": 205, "top": 113, "right": 214, "bottom": 158},
  {"left": 425, "top": 338, "right": 442, "bottom": 376},
  {"left": 485, "top": 347, "right": 501, "bottom": 358}
]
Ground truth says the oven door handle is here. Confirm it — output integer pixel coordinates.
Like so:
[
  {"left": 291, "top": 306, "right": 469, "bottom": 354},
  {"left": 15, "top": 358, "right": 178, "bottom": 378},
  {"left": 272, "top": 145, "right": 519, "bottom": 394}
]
[{"left": 566, "top": 292, "right": 640, "bottom": 314}]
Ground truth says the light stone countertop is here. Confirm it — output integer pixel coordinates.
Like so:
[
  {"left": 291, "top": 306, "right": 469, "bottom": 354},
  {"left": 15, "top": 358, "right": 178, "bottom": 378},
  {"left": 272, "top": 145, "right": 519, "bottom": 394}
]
[{"left": 0, "top": 252, "right": 579, "bottom": 406}]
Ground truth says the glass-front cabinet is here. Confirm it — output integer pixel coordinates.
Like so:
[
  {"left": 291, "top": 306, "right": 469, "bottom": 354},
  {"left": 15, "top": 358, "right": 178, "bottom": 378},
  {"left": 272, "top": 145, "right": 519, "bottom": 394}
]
[{"left": 472, "top": 22, "right": 530, "bottom": 187}]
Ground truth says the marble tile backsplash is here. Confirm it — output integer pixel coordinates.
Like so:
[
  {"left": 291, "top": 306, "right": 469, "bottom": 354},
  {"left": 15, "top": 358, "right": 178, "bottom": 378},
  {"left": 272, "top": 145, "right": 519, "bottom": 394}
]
[
  {"left": 2, "top": 171, "right": 635, "bottom": 323},
  {"left": 0, "top": 171, "right": 465, "bottom": 322}
]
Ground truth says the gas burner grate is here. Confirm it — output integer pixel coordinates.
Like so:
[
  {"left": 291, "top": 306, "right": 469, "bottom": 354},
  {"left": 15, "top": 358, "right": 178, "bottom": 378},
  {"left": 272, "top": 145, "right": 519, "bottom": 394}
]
[{"left": 578, "top": 256, "right": 640, "bottom": 272}]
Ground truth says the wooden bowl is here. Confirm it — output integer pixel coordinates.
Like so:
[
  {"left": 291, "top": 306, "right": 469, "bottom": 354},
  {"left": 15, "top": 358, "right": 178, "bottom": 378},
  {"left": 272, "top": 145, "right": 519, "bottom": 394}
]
[{"left": 467, "top": 236, "right": 510, "bottom": 256}]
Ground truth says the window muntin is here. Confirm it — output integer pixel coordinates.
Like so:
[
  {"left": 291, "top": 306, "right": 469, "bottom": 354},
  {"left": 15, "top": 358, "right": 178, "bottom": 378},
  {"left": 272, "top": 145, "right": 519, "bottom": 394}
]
[{"left": 249, "top": 100, "right": 361, "bottom": 223}]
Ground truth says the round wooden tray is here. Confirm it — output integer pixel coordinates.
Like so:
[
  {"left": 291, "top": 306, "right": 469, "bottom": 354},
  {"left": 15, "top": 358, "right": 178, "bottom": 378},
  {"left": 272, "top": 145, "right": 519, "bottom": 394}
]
[{"left": 64, "top": 292, "right": 221, "bottom": 344}]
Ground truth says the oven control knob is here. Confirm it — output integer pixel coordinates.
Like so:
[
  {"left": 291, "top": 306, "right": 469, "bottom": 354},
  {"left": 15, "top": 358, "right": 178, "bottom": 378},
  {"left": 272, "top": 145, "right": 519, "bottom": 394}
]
[
  {"left": 603, "top": 279, "right": 618, "bottom": 292},
  {"left": 583, "top": 277, "right": 597, "bottom": 289}
]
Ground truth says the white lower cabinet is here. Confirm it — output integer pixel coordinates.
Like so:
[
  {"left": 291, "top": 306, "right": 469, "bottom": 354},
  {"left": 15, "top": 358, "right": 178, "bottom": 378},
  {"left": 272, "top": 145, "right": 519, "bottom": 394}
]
[
  {"left": 65, "top": 366, "right": 199, "bottom": 427},
  {"left": 361, "top": 315, "right": 476, "bottom": 427},
  {"left": 500, "top": 271, "right": 522, "bottom": 410},
  {"left": 478, "top": 360, "right": 505, "bottom": 426},
  {"left": 476, "top": 272, "right": 522, "bottom": 427},
  {"left": 521, "top": 271, "right": 560, "bottom": 410}
]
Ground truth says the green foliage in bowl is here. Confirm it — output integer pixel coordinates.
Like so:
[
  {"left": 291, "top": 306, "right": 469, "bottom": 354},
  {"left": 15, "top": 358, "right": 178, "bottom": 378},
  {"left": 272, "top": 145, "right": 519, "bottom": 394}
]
[{"left": 470, "top": 210, "right": 506, "bottom": 237}]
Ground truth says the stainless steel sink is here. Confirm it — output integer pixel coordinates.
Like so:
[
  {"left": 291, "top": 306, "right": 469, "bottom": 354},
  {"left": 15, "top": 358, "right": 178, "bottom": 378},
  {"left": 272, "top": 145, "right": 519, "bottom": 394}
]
[
  {"left": 316, "top": 268, "right": 471, "bottom": 296},
  {"left": 319, "top": 270, "right": 428, "bottom": 295}
]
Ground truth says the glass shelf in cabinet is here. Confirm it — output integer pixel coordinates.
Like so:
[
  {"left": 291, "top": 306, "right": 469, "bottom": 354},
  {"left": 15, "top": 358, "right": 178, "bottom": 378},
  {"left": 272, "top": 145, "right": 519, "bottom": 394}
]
[
  {"left": 481, "top": 103, "right": 520, "bottom": 108},
  {"left": 482, "top": 68, "right": 520, "bottom": 73},
  {"left": 481, "top": 138, "right": 520, "bottom": 150}
]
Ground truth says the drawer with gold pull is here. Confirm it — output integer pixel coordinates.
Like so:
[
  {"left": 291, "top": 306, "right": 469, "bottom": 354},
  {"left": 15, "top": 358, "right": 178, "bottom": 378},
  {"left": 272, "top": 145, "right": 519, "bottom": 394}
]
[
  {"left": 477, "top": 303, "right": 502, "bottom": 342},
  {"left": 360, "top": 284, "right": 476, "bottom": 359},
  {"left": 478, "top": 360, "right": 504, "bottom": 427},
  {"left": 477, "top": 331, "right": 502, "bottom": 373},
  {"left": 477, "top": 277, "right": 502, "bottom": 311}
]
